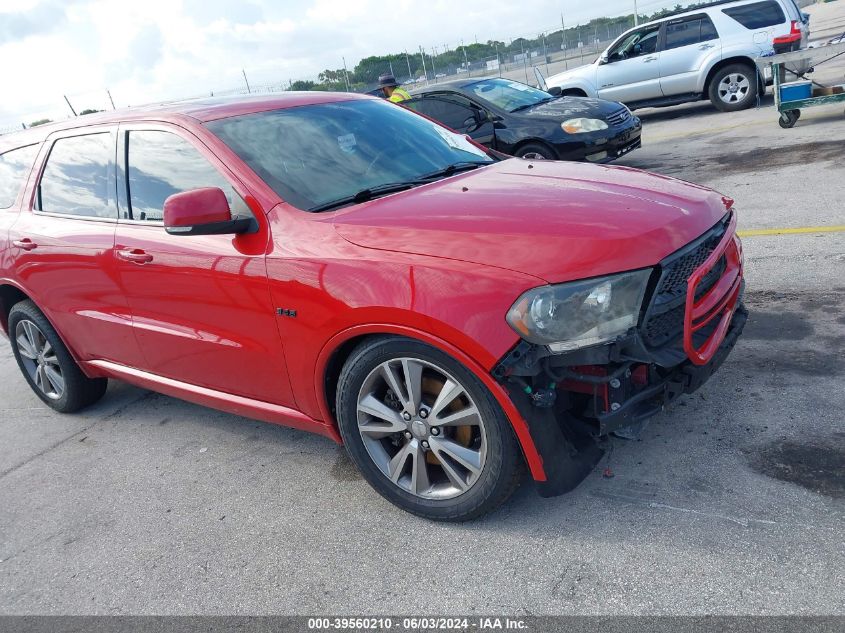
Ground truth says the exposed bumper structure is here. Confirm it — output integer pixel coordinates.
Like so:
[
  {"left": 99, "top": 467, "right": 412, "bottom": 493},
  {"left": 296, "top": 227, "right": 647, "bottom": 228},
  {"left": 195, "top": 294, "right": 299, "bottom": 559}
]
[{"left": 494, "top": 212, "right": 746, "bottom": 497}]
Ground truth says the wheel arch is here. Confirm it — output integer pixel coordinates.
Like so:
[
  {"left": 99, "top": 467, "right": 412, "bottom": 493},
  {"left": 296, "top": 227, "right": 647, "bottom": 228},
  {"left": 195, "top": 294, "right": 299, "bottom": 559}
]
[
  {"left": 315, "top": 324, "right": 547, "bottom": 482},
  {"left": 560, "top": 88, "right": 588, "bottom": 98},
  {"left": 0, "top": 281, "right": 31, "bottom": 338}
]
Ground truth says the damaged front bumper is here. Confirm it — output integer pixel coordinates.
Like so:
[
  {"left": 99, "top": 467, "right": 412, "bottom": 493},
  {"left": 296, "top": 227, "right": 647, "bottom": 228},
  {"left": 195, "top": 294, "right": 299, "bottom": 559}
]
[{"left": 495, "top": 212, "right": 747, "bottom": 498}]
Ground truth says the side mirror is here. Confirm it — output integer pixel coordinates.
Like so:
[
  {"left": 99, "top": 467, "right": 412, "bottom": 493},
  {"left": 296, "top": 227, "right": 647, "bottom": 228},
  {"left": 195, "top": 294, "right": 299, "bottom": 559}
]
[
  {"left": 599, "top": 54, "right": 610, "bottom": 65},
  {"left": 547, "top": 86, "right": 562, "bottom": 97},
  {"left": 164, "top": 187, "right": 252, "bottom": 236}
]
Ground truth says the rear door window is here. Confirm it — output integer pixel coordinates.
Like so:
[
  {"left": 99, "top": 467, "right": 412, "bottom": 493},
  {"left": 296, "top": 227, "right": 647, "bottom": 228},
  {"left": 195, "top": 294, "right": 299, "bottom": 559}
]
[
  {"left": 664, "top": 16, "right": 719, "bottom": 50},
  {"left": 38, "top": 133, "right": 114, "bottom": 219},
  {"left": 0, "top": 144, "right": 40, "bottom": 209},
  {"left": 722, "top": 1, "right": 786, "bottom": 29},
  {"left": 125, "top": 130, "right": 249, "bottom": 222}
]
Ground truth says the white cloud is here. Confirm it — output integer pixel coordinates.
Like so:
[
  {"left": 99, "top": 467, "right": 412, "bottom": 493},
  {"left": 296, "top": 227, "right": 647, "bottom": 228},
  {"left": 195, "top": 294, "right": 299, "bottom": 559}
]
[{"left": 0, "top": 0, "right": 677, "bottom": 128}]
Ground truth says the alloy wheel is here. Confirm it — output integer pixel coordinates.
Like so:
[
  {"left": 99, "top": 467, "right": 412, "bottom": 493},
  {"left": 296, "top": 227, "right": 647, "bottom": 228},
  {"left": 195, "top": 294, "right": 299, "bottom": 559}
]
[
  {"left": 521, "top": 152, "right": 547, "bottom": 160},
  {"left": 718, "top": 73, "right": 751, "bottom": 104},
  {"left": 356, "top": 358, "right": 488, "bottom": 500},
  {"left": 15, "top": 319, "right": 64, "bottom": 400}
]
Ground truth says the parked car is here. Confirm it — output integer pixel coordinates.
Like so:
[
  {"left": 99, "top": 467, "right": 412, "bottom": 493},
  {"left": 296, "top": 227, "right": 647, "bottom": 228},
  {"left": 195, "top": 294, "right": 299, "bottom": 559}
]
[
  {"left": 545, "top": 0, "right": 810, "bottom": 112},
  {"left": 0, "top": 94, "right": 746, "bottom": 521},
  {"left": 406, "top": 77, "right": 642, "bottom": 161}
]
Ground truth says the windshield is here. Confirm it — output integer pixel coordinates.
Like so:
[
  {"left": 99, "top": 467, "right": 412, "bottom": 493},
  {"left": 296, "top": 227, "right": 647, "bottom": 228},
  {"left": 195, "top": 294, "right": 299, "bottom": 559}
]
[
  {"left": 464, "top": 78, "right": 553, "bottom": 112},
  {"left": 206, "top": 99, "right": 493, "bottom": 212}
]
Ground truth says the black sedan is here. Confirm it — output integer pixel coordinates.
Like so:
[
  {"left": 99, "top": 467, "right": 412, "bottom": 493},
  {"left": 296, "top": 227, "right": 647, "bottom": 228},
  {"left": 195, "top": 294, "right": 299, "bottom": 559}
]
[{"left": 406, "top": 77, "right": 641, "bottom": 162}]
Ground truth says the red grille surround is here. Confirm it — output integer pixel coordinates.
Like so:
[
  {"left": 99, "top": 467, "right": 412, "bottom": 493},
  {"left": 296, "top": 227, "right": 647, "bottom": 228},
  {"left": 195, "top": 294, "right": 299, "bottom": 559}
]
[{"left": 683, "top": 212, "right": 743, "bottom": 366}]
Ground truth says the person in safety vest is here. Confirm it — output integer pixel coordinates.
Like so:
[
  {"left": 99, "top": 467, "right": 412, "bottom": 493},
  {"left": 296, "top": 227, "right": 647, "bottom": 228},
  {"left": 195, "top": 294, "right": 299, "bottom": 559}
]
[{"left": 378, "top": 73, "right": 411, "bottom": 103}]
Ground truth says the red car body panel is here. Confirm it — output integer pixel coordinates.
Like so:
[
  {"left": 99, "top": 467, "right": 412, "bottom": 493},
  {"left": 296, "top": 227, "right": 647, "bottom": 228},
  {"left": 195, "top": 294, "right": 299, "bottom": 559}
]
[{"left": 0, "top": 94, "right": 740, "bottom": 485}]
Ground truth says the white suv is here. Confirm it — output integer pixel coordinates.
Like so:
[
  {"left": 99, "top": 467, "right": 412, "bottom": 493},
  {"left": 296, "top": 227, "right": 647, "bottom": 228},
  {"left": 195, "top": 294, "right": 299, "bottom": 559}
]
[{"left": 546, "top": 0, "right": 810, "bottom": 112}]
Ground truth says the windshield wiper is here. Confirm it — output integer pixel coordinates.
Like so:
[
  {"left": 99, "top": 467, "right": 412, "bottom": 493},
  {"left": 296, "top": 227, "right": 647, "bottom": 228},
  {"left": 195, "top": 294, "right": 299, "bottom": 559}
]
[
  {"left": 415, "top": 161, "right": 490, "bottom": 182},
  {"left": 510, "top": 97, "right": 557, "bottom": 113},
  {"left": 309, "top": 182, "right": 417, "bottom": 212}
]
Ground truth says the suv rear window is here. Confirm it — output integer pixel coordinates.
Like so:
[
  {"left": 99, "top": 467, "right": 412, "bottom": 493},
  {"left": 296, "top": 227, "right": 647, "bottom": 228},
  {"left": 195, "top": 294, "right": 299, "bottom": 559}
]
[
  {"left": 722, "top": 1, "right": 786, "bottom": 29},
  {"left": 0, "top": 144, "right": 39, "bottom": 209},
  {"left": 38, "top": 133, "right": 114, "bottom": 219}
]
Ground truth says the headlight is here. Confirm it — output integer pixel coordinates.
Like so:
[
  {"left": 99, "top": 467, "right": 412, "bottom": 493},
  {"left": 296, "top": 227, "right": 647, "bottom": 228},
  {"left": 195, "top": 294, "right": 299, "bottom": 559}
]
[
  {"left": 561, "top": 118, "right": 609, "bottom": 134},
  {"left": 506, "top": 270, "right": 651, "bottom": 353}
]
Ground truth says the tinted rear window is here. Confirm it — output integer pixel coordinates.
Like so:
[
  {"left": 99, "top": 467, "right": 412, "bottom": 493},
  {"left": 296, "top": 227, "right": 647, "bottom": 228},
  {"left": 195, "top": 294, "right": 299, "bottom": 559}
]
[
  {"left": 723, "top": 1, "right": 786, "bottom": 29},
  {"left": 665, "top": 16, "right": 719, "bottom": 50},
  {"left": 38, "top": 133, "right": 114, "bottom": 219},
  {"left": 0, "top": 144, "right": 40, "bottom": 209}
]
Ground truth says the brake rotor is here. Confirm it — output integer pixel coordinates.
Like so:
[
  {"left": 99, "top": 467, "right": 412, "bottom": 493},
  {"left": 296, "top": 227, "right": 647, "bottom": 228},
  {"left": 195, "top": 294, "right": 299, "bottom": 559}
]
[{"left": 422, "top": 375, "right": 472, "bottom": 464}]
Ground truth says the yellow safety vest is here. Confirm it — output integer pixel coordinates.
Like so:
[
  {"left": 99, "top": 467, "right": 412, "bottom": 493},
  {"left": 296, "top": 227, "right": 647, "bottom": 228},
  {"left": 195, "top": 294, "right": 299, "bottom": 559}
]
[{"left": 389, "top": 87, "right": 412, "bottom": 103}]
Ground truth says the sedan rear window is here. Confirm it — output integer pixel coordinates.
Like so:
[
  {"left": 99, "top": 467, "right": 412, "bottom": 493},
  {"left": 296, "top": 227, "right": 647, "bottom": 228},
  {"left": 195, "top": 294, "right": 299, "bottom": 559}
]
[
  {"left": 0, "top": 144, "right": 39, "bottom": 209},
  {"left": 722, "top": 1, "right": 786, "bottom": 29},
  {"left": 207, "top": 99, "right": 492, "bottom": 212}
]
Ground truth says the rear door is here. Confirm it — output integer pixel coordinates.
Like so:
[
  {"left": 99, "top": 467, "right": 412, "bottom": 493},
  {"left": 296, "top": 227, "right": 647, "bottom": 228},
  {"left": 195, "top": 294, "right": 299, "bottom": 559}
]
[
  {"left": 7, "top": 129, "right": 145, "bottom": 367},
  {"left": 112, "top": 123, "right": 295, "bottom": 406},
  {"left": 0, "top": 143, "right": 41, "bottom": 285},
  {"left": 403, "top": 94, "right": 496, "bottom": 147},
  {"left": 595, "top": 23, "right": 663, "bottom": 103},
  {"left": 659, "top": 14, "right": 722, "bottom": 97}
]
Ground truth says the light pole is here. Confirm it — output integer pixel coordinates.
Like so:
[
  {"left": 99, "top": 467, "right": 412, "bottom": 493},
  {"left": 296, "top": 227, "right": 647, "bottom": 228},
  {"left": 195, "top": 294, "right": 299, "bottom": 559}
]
[{"left": 634, "top": 0, "right": 639, "bottom": 26}]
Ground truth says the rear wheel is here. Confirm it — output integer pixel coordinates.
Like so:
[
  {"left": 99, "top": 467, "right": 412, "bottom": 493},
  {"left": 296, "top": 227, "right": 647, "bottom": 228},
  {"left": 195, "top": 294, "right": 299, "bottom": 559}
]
[
  {"left": 336, "top": 337, "right": 523, "bottom": 521},
  {"left": 8, "top": 301, "right": 107, "bottom": 413},
  {"left": 709, "top": 64, "right": 758, "bottom": 112},
  {"left": 514, "top": 143, "right": 556, "bottom": 160}
]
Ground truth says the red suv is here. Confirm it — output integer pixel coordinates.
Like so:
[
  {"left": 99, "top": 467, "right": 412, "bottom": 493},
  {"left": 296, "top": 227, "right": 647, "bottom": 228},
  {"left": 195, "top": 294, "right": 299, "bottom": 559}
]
[{"left": 0, "top": 94, "right": 746, "bottom": 520}]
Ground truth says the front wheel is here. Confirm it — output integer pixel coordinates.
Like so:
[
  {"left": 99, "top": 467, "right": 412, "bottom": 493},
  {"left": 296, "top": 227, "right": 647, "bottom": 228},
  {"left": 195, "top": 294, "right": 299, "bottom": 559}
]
[
  {"left": 514, "top": 143, "right": 556, "bottom": 160},
  {"left": 779, "top": 110, "right": 800, "bottom": 129},
  {"left": 709, "top": 64, "right": 758, "bottom": 112},
  {"left": 336, "top": 337, "right": 524, "bottom": 521},
  {"left": 8, "top": 300, "right": 107, "bottom": 413}
]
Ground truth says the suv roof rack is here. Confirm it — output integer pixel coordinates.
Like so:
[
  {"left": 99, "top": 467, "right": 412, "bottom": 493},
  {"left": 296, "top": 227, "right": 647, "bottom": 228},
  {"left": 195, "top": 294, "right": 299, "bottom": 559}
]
[{"left": 650, "top": 0, "right": 762, "bottom": 21}]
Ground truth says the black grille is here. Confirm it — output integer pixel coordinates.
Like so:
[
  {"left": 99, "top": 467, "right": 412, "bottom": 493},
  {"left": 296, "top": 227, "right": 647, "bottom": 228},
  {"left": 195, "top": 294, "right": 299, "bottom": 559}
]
[
  {"left": 607, "top": 107, "right": 632, "bottom": 127},
  {"left": 641, "top": 215, "right": 731, "bottom": 348}
]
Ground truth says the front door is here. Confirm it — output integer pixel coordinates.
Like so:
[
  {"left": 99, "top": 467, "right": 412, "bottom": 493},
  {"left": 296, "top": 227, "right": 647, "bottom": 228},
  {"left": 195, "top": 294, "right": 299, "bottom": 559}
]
[
  {"left": 404, "top": 95, "right": 496, "bottom": 148},
  {"left": 596, "top": 23, "right": 663, "bottom": 103},
  {"left": 112, "top": 124, "right": 296, "bottom": 407}
]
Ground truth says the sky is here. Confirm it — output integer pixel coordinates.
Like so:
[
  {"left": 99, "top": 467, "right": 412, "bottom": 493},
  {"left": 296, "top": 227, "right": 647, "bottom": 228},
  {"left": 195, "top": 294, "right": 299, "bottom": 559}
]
[{"left": 0, "top": 0, "right": 680, "bottom": 129}]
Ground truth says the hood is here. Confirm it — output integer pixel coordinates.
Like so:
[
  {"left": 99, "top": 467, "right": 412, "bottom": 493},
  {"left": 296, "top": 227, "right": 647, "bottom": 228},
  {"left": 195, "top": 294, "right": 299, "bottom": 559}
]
[
  {"left": 548, "top": 62, "right": 595, "bottom": 86},
  {"left": 520, "top": 95, "right": 622, "bottom": 119},
  {"left": 332, "top": 160, "right": 732, "bottom": 284}
]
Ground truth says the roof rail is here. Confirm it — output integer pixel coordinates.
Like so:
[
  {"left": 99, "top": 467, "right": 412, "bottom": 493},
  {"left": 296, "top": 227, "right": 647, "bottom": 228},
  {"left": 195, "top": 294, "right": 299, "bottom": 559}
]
[{"left": 649, "top": 0, "right": 757, "bottom": 21}]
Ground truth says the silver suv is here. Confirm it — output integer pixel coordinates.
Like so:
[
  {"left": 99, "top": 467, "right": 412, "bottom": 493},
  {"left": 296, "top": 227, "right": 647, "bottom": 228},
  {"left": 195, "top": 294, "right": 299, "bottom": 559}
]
[{"left": 546, "top": 0, "right": 809, "bottom": 112}]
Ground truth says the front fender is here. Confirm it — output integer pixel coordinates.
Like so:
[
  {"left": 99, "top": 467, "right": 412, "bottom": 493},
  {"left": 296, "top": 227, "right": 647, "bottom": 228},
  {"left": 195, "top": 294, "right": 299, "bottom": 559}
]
[{"left": 314, "top": 322, "right": 548, "bottom": 482}]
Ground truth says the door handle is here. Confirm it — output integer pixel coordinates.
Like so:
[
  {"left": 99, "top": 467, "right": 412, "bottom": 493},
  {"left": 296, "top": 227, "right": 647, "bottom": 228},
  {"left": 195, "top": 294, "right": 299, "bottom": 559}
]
[
  {"left": 12, "top": 238, "right": 38, "bottom": 251},
  {"left": 643, "top": 56, "right": 658, "bottom": 63},
  {"left": 116, "top": 248, "right": 153, "bottom": 264},
  {"left": 699, "top": 43, "right": 715, "bottom": 50}
]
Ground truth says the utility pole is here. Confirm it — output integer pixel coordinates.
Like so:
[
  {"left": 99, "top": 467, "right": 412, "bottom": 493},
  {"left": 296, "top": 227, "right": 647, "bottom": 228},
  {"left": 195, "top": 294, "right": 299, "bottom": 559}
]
[
  {"left": 106, "top": 89, "right": 116, "bottom": 110},
  {"left": 634, "top": 0, "right": 639, "bottom": 26},
  {"left": 542, "top": 33, "right": 549, "bottom": 74},
  {"left": 461, "top": 39, "right": 470, "bottom": 76},
  {"left": 242, "top": 69, "right": 251, "bottom": 94},
  {"left": 63, "top": 95, "right": 77, "bottom": 117},
  {"left": 405, "top": 51, "right": 413, "bottom": 82},
  {"left": 419, "top": 46, "right": 429, "bottom": 84},
  {"left": 561, "top": 13, "right": 568, "bottom": 71},
  {"left": 431, "top": 48, "right": 437, "bottom": 82},
  {"left": 342, "top": 57, "right": 351, "bottom": 91},
  {"left": 495, "top": 42, "right": 501, "bottom": 77}
]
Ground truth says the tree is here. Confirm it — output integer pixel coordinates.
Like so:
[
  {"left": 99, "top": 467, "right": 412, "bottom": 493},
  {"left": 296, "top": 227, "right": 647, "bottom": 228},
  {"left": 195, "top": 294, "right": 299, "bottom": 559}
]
[
  {"left": 79, "top": 108, "right": 103, "bottom": 115},
  {"left": 29, "top": 118, "right": 53, "bottom": 127}
]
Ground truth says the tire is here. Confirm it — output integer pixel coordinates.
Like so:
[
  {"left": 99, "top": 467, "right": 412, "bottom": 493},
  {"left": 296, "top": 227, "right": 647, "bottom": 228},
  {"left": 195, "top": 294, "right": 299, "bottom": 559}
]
[
  {"left": 709, "top": 64, "right": 759, "bottom": 112},
  {"left": 514, "top": 143, "right": 556, "bottom": 160},
  {"left": 336, "top": 336, "right": 524, "bottom": 521},
  {"left": 779, "top": 110, "right": 800, "bottom": 129},
  {"left": 8, "top": 300, "right": 107, "bottom": 413}
]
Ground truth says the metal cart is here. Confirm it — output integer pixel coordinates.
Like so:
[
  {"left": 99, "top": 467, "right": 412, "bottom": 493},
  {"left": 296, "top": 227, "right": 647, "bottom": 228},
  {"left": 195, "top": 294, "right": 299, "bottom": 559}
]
[{"left": 756, "top": 41, "right": 845, "bottom": 128}]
